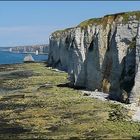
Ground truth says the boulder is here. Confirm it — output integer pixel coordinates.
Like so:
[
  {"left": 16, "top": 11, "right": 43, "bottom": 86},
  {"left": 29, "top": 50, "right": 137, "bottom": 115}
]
[{"left": 24, "top": 54, "right": 35, "bottom": 63}]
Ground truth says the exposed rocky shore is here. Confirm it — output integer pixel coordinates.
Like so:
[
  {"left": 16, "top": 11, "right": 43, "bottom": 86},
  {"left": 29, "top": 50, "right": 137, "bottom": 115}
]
[
  {"left": 0, "top": 63, "right": 140, "bottom": 139},
  {"left": 48, "top": 11, "right": 140, "bottom": 104}
]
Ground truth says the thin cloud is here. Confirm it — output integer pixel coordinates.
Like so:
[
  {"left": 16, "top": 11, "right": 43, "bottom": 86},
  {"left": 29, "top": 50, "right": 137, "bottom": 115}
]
[
  {"left": 0, "top": 25, "right": 58, "bottom": 34},
  {"left": 0, "top": 25, "right": 62, "bottom": 46}
]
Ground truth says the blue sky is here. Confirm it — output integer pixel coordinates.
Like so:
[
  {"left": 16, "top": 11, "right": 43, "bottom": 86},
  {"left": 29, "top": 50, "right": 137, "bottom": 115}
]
[{"left": 0, "top": 1, "right": 140, "bottom": 47}]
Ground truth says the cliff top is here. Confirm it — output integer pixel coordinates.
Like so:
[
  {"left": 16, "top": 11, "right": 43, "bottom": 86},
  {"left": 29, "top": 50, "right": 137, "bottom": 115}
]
[
  {"left": 79, "top": 11, "right": 140, "bottom": 28},
  {"left": 51, "top": 10, "right": 140, "bottom": 37}
]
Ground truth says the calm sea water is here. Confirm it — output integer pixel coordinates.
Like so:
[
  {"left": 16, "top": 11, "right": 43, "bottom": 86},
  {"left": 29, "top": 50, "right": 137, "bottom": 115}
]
[{"left": 0, "top": 51, "right": 48, "bottom": 65}]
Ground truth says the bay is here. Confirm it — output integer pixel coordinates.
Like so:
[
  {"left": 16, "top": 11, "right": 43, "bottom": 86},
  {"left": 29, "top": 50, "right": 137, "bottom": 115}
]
[{"left": 0, "top": 51, "right": 48, "bottom": 64}]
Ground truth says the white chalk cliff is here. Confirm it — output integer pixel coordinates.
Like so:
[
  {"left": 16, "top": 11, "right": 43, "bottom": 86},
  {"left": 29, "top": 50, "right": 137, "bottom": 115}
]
[{"left": 48, "top": 11, "right": 140, "bottom": 104}]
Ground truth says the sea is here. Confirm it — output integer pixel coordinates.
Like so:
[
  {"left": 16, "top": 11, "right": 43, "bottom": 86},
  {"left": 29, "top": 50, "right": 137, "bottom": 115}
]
[{"left": 0, "top": 51, "right": 48, "bottom": 65}]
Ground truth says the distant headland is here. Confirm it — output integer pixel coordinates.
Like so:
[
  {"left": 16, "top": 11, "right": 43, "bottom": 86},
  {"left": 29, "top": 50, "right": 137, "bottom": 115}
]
[{"left": 0, "top": 44, "right": 49, "bottom": 54}]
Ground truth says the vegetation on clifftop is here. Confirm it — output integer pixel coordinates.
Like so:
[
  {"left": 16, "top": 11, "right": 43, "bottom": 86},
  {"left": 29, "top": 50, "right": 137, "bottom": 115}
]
[
  {"left": 122, "top": 11, "right": 140, "bottom": 22},
  {"left": 78, "top": 11, "right": 140, "bottom": 29},
  {"left": 78, "top": 18, "right": 102, "bottom": 28},
  {"left": 52, "top": 10, "right": 140, "bottom": 35},
  {"left": 51, "top": 27, "right": 74, "bottom": 38}
]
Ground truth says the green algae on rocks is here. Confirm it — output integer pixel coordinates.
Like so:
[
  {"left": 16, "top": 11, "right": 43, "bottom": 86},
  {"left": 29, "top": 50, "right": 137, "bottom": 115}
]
[{"left": 0, "top": 63, "right": 140, "bottom": 139}]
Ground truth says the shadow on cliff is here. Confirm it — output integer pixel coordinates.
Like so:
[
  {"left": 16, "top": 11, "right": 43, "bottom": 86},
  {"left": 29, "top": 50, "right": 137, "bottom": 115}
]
[
  {"left": 101, "top": 27, "right": 123, "bottom": 101},
  {"left": 48, "top": 27, "right": 137, "bottom": 104},
  {"left": 119, "top": 46, "right": 136, "bottom": 103},
  {"left": 105, "top": 28, "right": 136, "bottom": 103},
  {"left": 84, "top": 33, "right": 101, "bottom": 91},
  {"left": 57, "top": 35, "right": 98, "bottom": 90}
]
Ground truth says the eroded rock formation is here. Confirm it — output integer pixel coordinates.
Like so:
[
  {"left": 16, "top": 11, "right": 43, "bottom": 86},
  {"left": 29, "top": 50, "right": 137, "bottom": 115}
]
[
  {"left": 48, "top": 11, "right": 140, "bottom": 104},
  {"left": 11, "top": 44, "right": 49, "bottom": 54}
]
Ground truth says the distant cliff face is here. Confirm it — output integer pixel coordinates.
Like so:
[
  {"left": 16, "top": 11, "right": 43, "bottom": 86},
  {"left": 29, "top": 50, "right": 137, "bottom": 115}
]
[
  {"left": 11, "top": 44, "right": 49, "bottom": 54},
  {"left": 48, "top": 11, "right": 140, "bottom": 104}
]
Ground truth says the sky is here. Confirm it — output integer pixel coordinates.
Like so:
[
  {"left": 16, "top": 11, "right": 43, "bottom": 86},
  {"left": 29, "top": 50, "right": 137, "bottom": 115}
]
[{"left": 0, "top": 1, "right": 140, "bottom": 47}]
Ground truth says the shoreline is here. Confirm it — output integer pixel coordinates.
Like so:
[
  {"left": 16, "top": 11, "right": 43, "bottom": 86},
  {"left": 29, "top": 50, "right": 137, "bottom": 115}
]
[
  {"left": 0, "top": 50, "right": 48, "bottom": 55},
  {"left": 0, "top": 61, "right": 47, "bottom": 66},
  {"left": 0, "top": 51, "right": 48, "bottom": 65},
  {"left": 12, "top": 51, "right": 48, "bottom": 55}
]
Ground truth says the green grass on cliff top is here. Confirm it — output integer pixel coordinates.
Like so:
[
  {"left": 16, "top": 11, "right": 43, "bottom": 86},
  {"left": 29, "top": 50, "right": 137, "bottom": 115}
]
[
  {"left": 0, "top": 63, "right": 140, "bottom": 139},
  {"left": 78, "top": 11, "right": 140, "bottom": 28},
  {"left": 52, "top": 11, "right": 140, "bottom": 35}
]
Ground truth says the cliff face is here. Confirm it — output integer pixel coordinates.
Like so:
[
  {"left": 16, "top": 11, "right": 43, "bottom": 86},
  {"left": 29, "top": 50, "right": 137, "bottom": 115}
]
[
  {"left": 11, "top": 44, "right": 49, "bottom": 54},
  {"left": 48, "top": 11, "right": 140, "bottom": 103}
]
